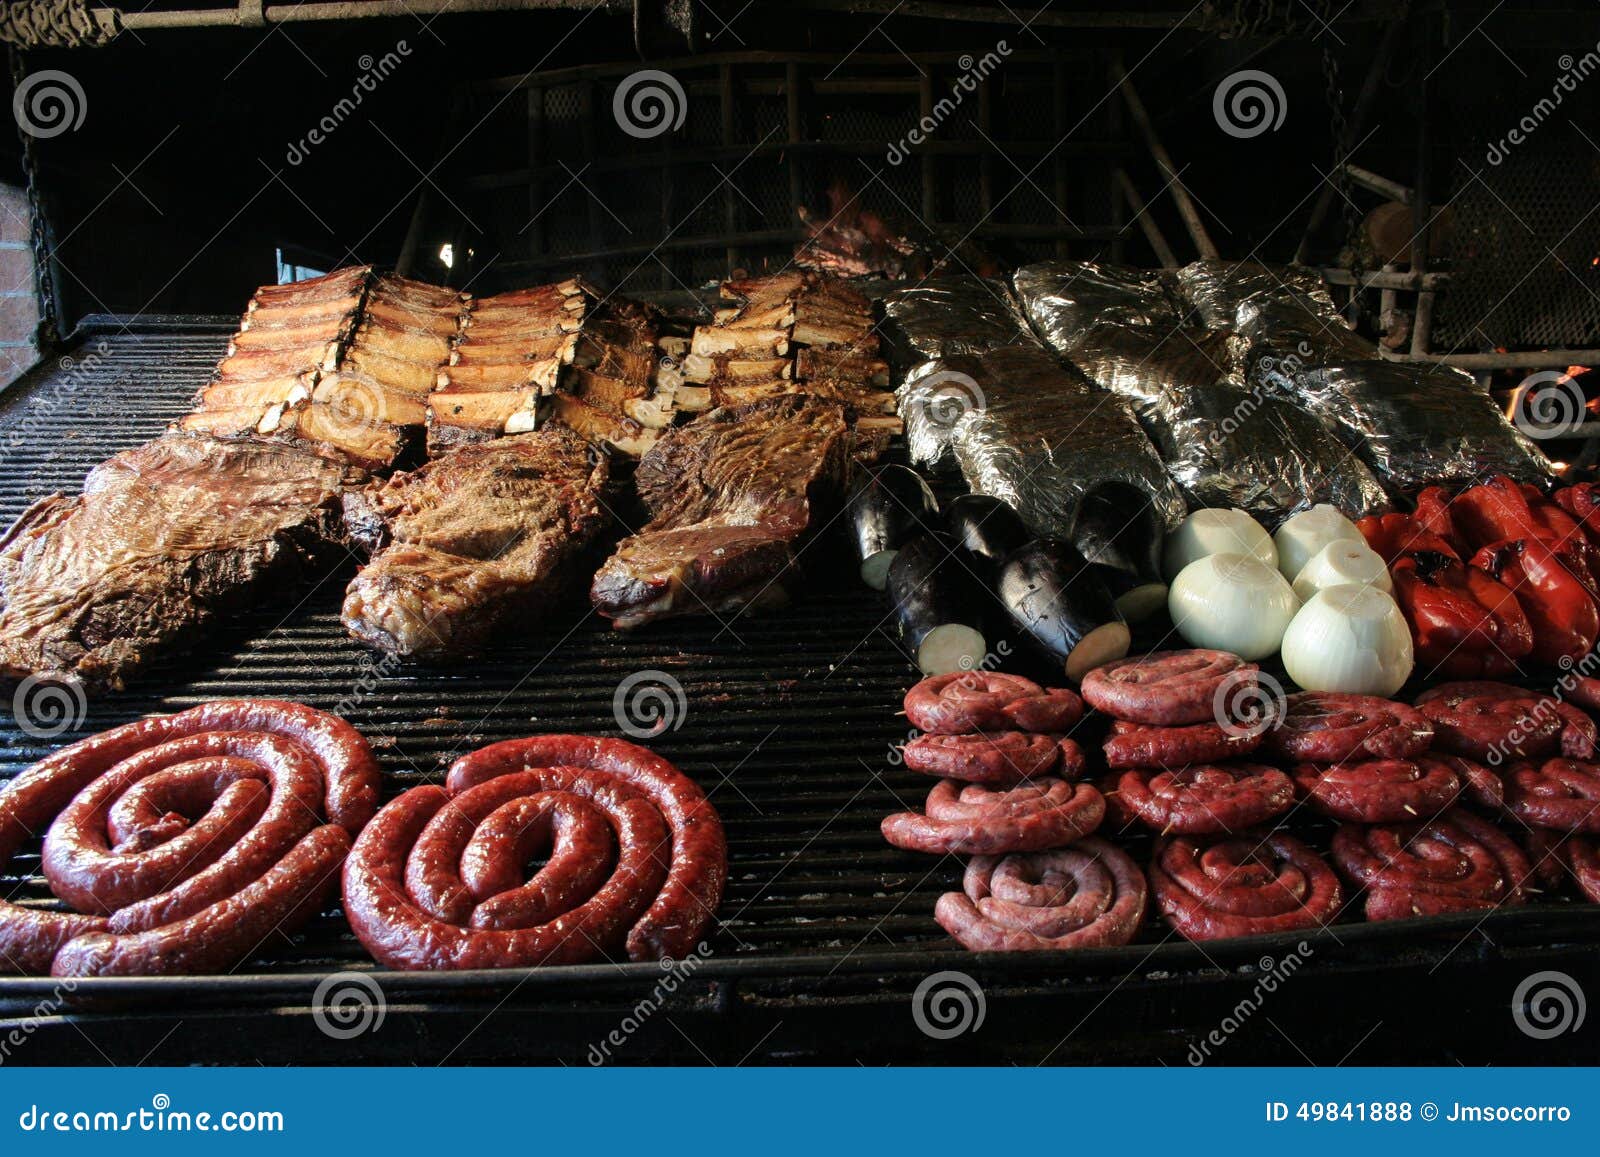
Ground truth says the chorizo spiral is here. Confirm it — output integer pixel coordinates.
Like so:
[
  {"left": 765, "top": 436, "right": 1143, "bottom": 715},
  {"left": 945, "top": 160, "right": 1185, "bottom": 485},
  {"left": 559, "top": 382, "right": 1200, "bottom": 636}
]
[
  {"left": 1080, "top": 650, "right": 1255, "bottom": 726},
  {"left": 1149, "top": 831, "right": 1343, "bottom": 941},
  {"left": 1289, "top": 757, "right": 1468, "bottom": 823},
  {"left": 341, "top": 735, "right": 726, "bottom": 968},
  {"left": 881, "top": 777, "right": 1104, "bottom": 855},
  {"left": 1413, "top": 682, "right": 1568, "bottom": 762},
  {"left": 903, "top": 672, "right": 1083, "bottom": 735},
  {"left": 934, "top": 838, "right": 1147, "bottom": 951},
  {"left": 0, "top": 700, "right": 380, "bottom": 977},
  {"left": 1102, "top": 717, "right": 1266, "bottom": 769},
  {"left": 1263, "top": 692, "right": 1433, "bottom": 764},
  {"left": 1330, "top": 809, "right": 1530, "bottom": 921},
  {"left": 1503, "top": 758, "right": 1600, "bottom": 833},
  {"left": 1104, "top": 763, "right": 1294, "bottom": 835},
  {"left": 903, "top": 732, "right": 1086, "bottom": 784}
]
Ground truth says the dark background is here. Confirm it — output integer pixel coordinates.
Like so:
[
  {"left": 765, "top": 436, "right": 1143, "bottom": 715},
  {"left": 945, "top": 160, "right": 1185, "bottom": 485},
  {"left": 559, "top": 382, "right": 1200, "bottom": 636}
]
[{"left": 4, "top": 0, "right": 1596, "bottom": 332}]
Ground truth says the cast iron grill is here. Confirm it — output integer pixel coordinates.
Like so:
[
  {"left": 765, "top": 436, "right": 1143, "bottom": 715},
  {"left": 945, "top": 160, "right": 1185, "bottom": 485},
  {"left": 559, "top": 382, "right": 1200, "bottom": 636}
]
[{"left": 2, "top": 319, "right": 1598, "bottom": 1065}]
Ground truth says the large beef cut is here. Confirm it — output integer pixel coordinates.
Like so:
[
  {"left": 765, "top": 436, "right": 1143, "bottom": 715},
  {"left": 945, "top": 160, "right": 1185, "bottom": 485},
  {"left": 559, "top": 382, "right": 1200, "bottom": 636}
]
[
  {"left": 0, "top": 433, "right": 361, "bottom": 690},
  {"left": 590, "top": 395, "right": 851, "bottom": 628},
  {"left": 341, "top": 424, "right": 610, "bottom": 657}
]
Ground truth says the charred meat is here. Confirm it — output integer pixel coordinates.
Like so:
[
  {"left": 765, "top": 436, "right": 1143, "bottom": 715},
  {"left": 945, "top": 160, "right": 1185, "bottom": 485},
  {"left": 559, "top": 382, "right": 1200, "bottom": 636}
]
[
  {"left": 590, "top": 395, "right": 852, "bottom": 628},
  {"left": 0, "top": 433, "right": 361, "bottom": 690},
  {"left": 341, "top": 425, "right": 610, "bottom": 657}
]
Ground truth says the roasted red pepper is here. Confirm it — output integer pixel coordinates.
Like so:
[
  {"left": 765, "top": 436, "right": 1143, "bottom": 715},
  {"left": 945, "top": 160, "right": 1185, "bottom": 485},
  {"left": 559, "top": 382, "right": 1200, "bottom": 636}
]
[
  {"left": 1554, "top": 483, "right": 1600, "bottom": 549},
  {"left": 1470, "top": 537, "right": 1600, "bottom": 667},
  {"left": 1358, "top": 512, "right": 1460, "bottom": 562},
  {"left": 1387, "top": 549, "right": 1533, "bottom": 679},
  {"left": 1452, "top": 476, "right": 1600, "bottom": 592},
  {"left": 1412, "top": 486, "right": 1464, "bottom": 553}
]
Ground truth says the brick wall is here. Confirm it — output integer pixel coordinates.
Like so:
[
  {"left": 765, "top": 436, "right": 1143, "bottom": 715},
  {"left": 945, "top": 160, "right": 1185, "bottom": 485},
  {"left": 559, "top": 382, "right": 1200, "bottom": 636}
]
[{"left": 0, "top": 184, "right": 40, "bottom": 390}]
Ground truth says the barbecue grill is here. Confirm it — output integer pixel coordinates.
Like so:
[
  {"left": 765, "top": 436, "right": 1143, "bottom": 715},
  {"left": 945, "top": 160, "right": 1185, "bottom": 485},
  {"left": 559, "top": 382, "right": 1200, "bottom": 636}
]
[{"left": 3, "top": 3, "right": 1599, "bottom": 1066}]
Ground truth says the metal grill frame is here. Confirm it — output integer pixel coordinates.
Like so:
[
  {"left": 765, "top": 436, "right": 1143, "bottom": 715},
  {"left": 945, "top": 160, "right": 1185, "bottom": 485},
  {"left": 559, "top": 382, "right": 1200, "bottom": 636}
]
[{"left": 2, "top": 317, "right": 1599, "bottom": 1065}]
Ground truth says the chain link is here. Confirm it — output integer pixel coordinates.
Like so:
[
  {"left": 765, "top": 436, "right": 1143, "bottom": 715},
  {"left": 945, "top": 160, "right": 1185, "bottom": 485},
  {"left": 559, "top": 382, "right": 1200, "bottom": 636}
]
[{"left": 10, "top": 47, "right": 62, "bottom": 347}]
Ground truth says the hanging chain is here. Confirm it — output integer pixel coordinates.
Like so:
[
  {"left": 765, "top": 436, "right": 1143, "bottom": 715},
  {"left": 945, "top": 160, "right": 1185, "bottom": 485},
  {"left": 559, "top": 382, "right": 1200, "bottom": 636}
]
[{"left": 10, "top": 46, "right": 62, "bottom": 347}]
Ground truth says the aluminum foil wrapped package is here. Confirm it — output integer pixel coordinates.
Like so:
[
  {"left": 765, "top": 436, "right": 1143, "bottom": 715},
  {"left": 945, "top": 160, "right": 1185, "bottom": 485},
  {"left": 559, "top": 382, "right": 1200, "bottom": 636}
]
[
  {"left": 897, "top": 354, "right": 993, "bottom": 469},
  {"left": 948, "top": 344, "right": 1188, "bottom": 536},
  {"left": 1068, "top": 323, "right": 1388, "bottom": 521},
  {"left": 1174, "top": 260, "right": 1337, "bottom": 328},
  {"left": 1012, "top": 260, "right": 1181, "bottom": 351},
  {"left": 1256, "top": 358, "right": 1555, "bottom": 493},
  {"left": 880, "top": 276, "right": 1036, "bottom": 365}
]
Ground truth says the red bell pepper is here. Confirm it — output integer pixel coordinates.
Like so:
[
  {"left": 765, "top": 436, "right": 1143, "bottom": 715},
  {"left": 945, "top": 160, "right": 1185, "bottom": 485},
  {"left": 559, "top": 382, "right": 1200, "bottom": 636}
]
[
  {"left": 1553, "top": 483, "right": 1600, "bottom": 549},
  {"left": 1413, "top": 486, "right": 1464, "bottom": 552},
  {"left": 1470, "top": 537, "right": 1600, "bottom": 667},
  {"left": 1387, "top": 549, "right": 1533, "bottom": 679},
  {"left": 1358, "top": 512, "right": 1460, "bottom": 563}
]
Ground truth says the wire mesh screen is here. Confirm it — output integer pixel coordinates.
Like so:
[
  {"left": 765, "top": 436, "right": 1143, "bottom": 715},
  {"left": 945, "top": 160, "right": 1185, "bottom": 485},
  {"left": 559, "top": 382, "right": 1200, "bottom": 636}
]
[
  {"left": 1433, "top": 140, "right": 1600, "bottom": 350},
  {"left": 452, "top": 51, "right": 1129, "bottom": 294}
]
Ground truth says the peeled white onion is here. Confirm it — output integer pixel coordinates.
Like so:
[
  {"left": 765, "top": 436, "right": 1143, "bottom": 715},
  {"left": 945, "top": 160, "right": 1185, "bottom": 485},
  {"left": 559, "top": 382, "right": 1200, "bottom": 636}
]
[
  {"left": 1280, "top": 584, "right": 1414, "bottom": 696},
  {"left": 1273, "top": 504, "right": 1363, "bottom": 582},
  {"left": 1168, "top": 552, "right": 1301, "bottom": 660},
  {"left": 1162, "top": 508, "right": 1276, "bottom": 581},
  {"left": 1291, "top": 540, "right": 1393, "bottom": 603}
]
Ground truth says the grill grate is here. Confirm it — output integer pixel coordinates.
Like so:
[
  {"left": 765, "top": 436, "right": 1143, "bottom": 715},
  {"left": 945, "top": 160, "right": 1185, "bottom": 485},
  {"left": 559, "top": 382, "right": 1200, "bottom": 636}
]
[{"left": 2, "top": 319, "right": 1598, "bottom": 1064}]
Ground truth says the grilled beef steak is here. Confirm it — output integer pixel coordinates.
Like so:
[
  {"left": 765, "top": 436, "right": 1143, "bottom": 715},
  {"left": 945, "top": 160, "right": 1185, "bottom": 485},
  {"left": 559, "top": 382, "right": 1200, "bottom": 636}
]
[
  {"left": 590, "top": 395, "right": 852, "bottom": 628},
  {"left": 0, "top": 433, "right": 361, "bottom": 690},
  {"left": 341, "top": 424, "right": 610, "bottom": 657}
]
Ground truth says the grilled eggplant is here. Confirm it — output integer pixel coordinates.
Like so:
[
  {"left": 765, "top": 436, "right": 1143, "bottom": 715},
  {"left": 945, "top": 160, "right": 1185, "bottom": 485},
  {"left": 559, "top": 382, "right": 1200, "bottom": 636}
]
[
  {"left": 849, "top": 464, "right": 940, "bottom": 589},
  {"left": 1072, "top": 482, "right": 1168, "bottom": 623},
  {"left": 885, "top": 532, "right": 988, "bottom": 675},
  {"left": 996, "top": 538, "right": 1130, "bottom": 681}
]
